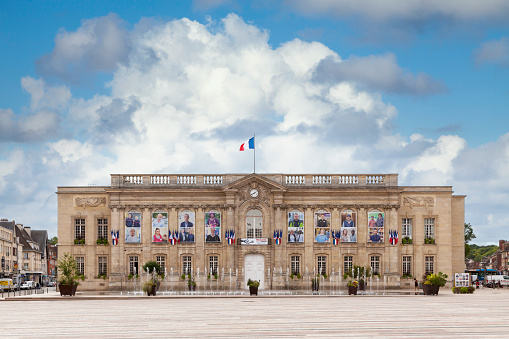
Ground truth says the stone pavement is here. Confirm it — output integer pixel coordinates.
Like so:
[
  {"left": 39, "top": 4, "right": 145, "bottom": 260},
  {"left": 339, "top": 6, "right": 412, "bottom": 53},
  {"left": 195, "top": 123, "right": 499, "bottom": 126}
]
[{"left": 2, "top": 288, "right": 509, "bottom": 338}]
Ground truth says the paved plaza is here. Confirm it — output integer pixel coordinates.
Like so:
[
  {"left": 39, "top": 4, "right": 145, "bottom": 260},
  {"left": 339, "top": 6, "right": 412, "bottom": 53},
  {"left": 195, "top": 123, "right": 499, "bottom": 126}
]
[{"left": 2, "top": 288, "right": 509, "bottom": 338}]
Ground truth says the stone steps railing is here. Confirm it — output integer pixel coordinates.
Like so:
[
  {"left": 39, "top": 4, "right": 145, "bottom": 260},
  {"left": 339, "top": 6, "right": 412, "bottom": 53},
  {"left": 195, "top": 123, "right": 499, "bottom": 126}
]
[{"left": 112, "top": 173, "right": 397, "bottom": 187}]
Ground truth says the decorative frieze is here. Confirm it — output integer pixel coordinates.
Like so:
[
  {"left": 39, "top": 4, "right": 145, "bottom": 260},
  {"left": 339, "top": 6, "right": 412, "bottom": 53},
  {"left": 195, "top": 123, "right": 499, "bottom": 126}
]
[
  {"left": 75, "top": 197, "right": 106, "bottom": 208},
  {"left": 403, "top": 196, "right": 434, "bottom": 209}
]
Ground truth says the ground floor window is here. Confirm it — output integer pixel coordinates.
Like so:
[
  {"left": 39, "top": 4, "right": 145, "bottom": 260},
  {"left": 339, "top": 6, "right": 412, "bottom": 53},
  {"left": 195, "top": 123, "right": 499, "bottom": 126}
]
[
  {"left": 209, "top": 256, "right": 218, "bottom": 275},
  {"left": 129, "top": 256, "right": 139, "bottom": 276},
  {"left": 291, "top": 256, "right": 300, "bottom": 275},
  {"left": 183, "top": 255, "right": 192, "bottom": 275},
  {"left": 425, "top": 256, "right": 434, "bottom": 275},
  {"left": 156, "top": 256, "right": 165, "bottom": 273},
  {"left": 98, "top": 256, "right": 107, "bottom": 276},
  {"left": 317, "top": 256, "right": 327, "bottom": 275},
  {"left": 344, "top": 255, "right": 353, "bottom": 275},
  {"left": 402, "top": 256, "right": 412, "bottom": 276},
  {"left": 370, "top": 255, "right": 380, "bottom": 276},
  {"left": 76, "top": 256, "right": 85, "bottom": 275}
]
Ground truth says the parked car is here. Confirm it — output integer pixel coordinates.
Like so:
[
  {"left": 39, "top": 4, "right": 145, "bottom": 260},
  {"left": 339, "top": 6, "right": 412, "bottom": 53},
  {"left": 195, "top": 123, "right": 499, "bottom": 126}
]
[
  {"left": 20, "top": 281, "right": 36, "bottom": 290},
  {"left": 47, "top": 282, "right": 56, "bottom": 287}
]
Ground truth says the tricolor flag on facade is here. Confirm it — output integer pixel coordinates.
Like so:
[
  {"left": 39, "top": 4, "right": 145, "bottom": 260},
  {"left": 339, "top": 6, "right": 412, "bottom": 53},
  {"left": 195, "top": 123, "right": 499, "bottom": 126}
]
[
  {"left": 170, "top": 231, "right": 176, "bottom": 245},
  {"left": 389, "top": 229, "right": 398, "bottom": 245},
  {"left": 239, "top": 137, "right": 255, "bottom": 151},
  {"left": 332, "top": 230, "right": 339, "bottom": 245},
  {"left": 111, "top": 229, "right": 118, "bottom": 245},
  {"left": 274, "top": 229, "right": 282, "bottom": 245}
]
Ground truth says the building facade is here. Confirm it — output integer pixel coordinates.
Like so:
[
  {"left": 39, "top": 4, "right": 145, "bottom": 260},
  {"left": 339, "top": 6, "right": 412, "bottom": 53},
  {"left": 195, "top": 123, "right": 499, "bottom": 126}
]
[{"left": 57, "top": 173, "right": 465, "bottom": 290}]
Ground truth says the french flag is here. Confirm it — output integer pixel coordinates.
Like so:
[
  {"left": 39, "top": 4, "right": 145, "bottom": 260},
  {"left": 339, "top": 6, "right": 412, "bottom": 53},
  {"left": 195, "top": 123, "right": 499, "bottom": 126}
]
[
  {"left": 111, "top": 230, "right": 118, "bottom": 245},
  {"left": 239, "top": 137, "right": 255, "bottom": 151}
]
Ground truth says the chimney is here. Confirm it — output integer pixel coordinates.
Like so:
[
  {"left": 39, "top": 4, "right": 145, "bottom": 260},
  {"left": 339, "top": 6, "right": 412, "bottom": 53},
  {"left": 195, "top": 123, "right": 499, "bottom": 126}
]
[{"left": 24, "top": 226, "right": 31, "bottom": 236}]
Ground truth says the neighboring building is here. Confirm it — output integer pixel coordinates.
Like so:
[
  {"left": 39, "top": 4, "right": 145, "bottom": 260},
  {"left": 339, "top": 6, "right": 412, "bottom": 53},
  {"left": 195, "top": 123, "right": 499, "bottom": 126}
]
[
  {"left": 31, "top": 230, "right": 49, "bottom": 285},
  {"left": 0, "top": 220, "right": 24, "bottom": 285},
  {"left": 57, "top": 173, "right": 466, "bottom": 291},
  {"left": 48, "top": 244, "right": 58, "bottom": 283},
  {"left": 0, "top": 221, "right": 14, "bottom": 278},
  {"left": 15, "top": 225, "right": 44, "bottom": 284}
]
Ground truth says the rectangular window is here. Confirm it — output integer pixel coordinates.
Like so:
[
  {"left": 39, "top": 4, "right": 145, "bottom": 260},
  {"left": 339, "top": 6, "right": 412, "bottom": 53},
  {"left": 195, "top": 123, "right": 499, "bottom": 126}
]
[
  {"left": 24, "top": 253, "right": 29, "bottom": 260},
  {"left": 75, "top": 219, "right": 86, "bottom": 240},
  {"left": 156, "top": 256, "right": 166, "bottom": 273},
  {"left": 75, "top": 256, "right": 85, "bottom": 276},
  {"left": 317, "top": 256, "right": 327, "bottom": 275},
  {"left": 24, "top": 263, "right": 28, "bottom": 270},
  {"left": 370, "top": 255, "right": 380, "bottom": 276},
  {"left": 344, "top": 256, "right": 353, "bottom": 275},
  {"left": 402, "top": 218, "right": 412, "bottom": 239},
  {"left": 402, "top": 256, "right": 412, "bottom": 276},
  {"left": 209, "top": 256, "right": 218, "bottom": 275},
  {"left": 97, "top": 219, "right": 108, "bottom": 240},
  {"left": 291, "top": 256, "right": 300, "bottom": 275},
  {"left": 425, "top": 256, "right": 434, "bottom": 275},
  {"left": 246, "top": 212, "right": 263, "bottom": 238},
  {"left": 129, "top": 256, "right": 139, "bottom": 276},
  {"left": 424, "top": 218, "right": 435, "bottom": 241},
  {"left": 183, "top": 255, "right": 192, "bottom": 275},
  {"left": 98, "top": 256, "right": 107, "bottom": 276}
]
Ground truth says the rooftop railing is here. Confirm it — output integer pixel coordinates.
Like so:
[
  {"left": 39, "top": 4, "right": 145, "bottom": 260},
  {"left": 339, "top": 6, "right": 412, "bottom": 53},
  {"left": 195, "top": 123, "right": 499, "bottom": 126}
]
[{"left": 111, "top": 173, "right": 398, "bottom": 188}]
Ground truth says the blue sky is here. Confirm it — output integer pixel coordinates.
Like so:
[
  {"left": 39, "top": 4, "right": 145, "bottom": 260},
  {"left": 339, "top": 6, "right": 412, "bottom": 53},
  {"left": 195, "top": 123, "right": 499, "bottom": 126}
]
[{"left": 1, "top": 0, "right": 508, "bottom": 243}]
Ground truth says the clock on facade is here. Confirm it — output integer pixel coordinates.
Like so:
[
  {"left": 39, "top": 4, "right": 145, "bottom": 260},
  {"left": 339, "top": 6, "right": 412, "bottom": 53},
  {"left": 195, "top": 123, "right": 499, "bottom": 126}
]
[{"left": 250, "top": 189, "right": 259, "bottom": 198}]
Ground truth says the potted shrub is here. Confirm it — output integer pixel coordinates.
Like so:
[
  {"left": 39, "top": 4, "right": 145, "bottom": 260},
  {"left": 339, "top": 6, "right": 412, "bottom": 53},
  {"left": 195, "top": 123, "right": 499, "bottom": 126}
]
[
  {"left": 402, "top": 237, "right": 413, "bottom": 245},
  {"left": 348, "top": 280, "right": 358, "bottom": 295},
  {"left": 311, "top": 276, "right": 320, "bottom": 291},
  {"left": 57, "top": 252, "right": 80, "bottom": 296},
  {"left": 247, "top": 278, "right": 260, "bottom": 295},
  {"left": 143, "top": 281, "right": 158, "bottom": 296},
  {"left": 187, "top": 275, "right": 197, "bottom": 291},
  {"left": 422, "top": 272, "right": 448, "bottom": 295},
  {"left": 358, "top": 278, "right": 366, "bottom": 291}
]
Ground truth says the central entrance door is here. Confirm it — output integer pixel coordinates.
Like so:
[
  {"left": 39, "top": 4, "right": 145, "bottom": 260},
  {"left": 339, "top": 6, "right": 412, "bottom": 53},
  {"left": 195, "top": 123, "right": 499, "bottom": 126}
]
[{"left": 244, "top": 254, "right": 265, "bottom": 289}]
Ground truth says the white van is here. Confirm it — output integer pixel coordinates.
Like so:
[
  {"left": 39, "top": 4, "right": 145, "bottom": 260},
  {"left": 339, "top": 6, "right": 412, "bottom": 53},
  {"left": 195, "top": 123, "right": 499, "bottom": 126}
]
[
  {"left": 0, "top": 278, "right": 14, "bottom": 291},
  {"left": 485, "top": 275, "right": 509, "bottom": 287}
]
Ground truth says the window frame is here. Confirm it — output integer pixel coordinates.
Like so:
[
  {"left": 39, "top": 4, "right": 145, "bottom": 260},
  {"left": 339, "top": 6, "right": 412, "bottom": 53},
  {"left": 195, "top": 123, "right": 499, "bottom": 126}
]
[
  {"left": 98, "top": 256, "right": 107, "bottom": 276},
  {"left": 246, "top": 209, "right": 263, "bottom": 239},
  {"left": 209, "top": 255, "right": 218, "bottom": 275},
  {"left": 182, "top": 255, "right": 192, "bottom": 275},
  {"left": 128, "top": 256, "right": 139, "bottom": 276},
  {"left": 290, "top": 255, "right": 300, "bottom": 275},
  {"left": 402, "top": 256, "right": 412, "bottom": 276},
  {"left": 370, "top": 255, "right": 381, "bottom": 276},
  {"left": 424, "top": 218, "right": 435, "bottom": 241},
  {"left": 402, "top": 218, "right": 412, "bottom": 239},
  {"left": 344, "top": 255, "right": 353, "bottom": 275},
  {"left": 317, "top": 255, "right": 327, "bottom": 275},
  {"left": 75, "top": 256, "right": 85, "bottom": 276},
  {"left": 425, "top": 256, "right": 434, "bottom": 275},
  {"left": 97, "top": 218, "right": 108, "bottom": 240},
  {"left": 156, "top": 255, "right": 166, "bottom": 273},
  {"left": 75, "top": 218, "right": 86, "bottom": 240}
]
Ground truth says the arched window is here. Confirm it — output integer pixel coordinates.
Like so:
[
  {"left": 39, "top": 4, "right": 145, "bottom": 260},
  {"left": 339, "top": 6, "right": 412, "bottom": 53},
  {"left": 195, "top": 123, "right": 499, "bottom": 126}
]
[{"left": 246, "top": 209, "right": 263, "bottom": 238}]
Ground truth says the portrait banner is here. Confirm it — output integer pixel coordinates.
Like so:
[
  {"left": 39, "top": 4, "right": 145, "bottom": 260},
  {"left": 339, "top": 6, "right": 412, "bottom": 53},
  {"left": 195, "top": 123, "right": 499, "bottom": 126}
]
[
  {"left": 314, "top": 211, "right": 331, "bottom": 243},
  {"left": 367, "top": 211, "right": 384, "bottom": 243},
  {"left": 205, "top": 211, "right": 221, "bottom": 243},
  {"left": 287, "top": 211, "right": 304, "bottom": 243},
  {"left": 178, "top": 211, "right": 195, "bottom": 243},
  {"left": 152, "top": 211, "right": 168, "bottom": 243},
  {"left": 125, "top": 211, "right": 141, "bottom": 243},
  {"left": 340, "top": 211, "right": 357, "bottom": 243}
]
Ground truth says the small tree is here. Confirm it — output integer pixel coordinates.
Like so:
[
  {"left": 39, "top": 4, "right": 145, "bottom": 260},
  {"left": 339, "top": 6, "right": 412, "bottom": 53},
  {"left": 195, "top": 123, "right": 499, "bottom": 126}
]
[
  {"left": 465, "top": 223, "right": 476, "bottom": 258},
  {"left": 57, "top": 252, "right": 79, "bottom": 285},
  {"left": 142, "top": 261, "right": 161, "bottom": 275}
]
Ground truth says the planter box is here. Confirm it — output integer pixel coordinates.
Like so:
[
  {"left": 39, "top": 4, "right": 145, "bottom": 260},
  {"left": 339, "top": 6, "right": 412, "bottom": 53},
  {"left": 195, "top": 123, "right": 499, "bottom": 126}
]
[
  {"left": 422, "top": 284, "right": 440, "bottom": 295},
  {"left": 359, "top": 282, "right": 366, "bottom": 291},
  {"left": 348, "top": 286, "right": 358, "bottom": 295},
  {"left": 59, "top": 284, "right": 77, "bottom": 296},
  {"left": 249, "top": 286, "right": 258, "bottom": 295},
  {"left": 188, "top": 284, "right": 196, "bottom": 291}
]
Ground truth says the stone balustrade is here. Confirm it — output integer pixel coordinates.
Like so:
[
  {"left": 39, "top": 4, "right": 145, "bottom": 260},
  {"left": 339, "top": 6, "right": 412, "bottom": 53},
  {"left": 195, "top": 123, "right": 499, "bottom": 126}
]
[{"left": 111, "top": 173, "right": 398, "bottom": 188}]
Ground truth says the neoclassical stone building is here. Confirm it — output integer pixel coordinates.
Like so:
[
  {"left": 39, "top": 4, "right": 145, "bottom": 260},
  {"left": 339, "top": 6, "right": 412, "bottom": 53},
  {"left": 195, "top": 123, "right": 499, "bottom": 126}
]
[{"left": 57, "top": 173, "right": 465, "bottom": 290}]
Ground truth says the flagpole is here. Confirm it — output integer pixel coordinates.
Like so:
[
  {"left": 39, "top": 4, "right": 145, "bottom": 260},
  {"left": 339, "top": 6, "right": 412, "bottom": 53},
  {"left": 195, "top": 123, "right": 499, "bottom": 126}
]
[{"left": 253, "top": 134, "right": 256, "bottom": 174}]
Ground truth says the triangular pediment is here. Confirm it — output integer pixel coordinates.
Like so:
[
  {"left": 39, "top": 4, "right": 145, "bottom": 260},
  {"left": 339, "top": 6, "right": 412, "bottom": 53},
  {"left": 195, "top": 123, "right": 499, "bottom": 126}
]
[{"left": 222, "top": 173, "right": 287, "bottom": 192}]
